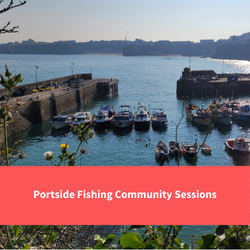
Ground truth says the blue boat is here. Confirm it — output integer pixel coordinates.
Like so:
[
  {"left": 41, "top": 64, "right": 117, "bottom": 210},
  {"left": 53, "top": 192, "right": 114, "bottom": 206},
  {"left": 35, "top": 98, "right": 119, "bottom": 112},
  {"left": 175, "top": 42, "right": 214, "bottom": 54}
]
[
  {"left": 151, "top": 108, "right": 168, "bottom": 127},
  {"left": 232, "top": 104, "right": 250, "bottom": 121}
]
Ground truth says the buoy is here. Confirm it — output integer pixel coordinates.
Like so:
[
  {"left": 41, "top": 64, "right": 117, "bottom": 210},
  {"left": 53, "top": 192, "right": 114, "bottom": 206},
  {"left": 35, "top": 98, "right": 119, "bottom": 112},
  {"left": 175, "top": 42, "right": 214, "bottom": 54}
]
[{"left": 138, "top": 138, "right": 141, "bottom": 141}]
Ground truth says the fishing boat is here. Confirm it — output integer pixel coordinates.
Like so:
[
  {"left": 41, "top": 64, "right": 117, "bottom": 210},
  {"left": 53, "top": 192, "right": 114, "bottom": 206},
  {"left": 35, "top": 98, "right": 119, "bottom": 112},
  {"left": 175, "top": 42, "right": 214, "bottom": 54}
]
[
  {"left": 155, "top": 140, "right": 169, "bottom": 159},
  {"left": 151, "top": 108, "right": 168, "bottom": 127},
  {"left": 113, "top": 105, "right": 133, "bottom": 128},
  {"left": 225, "top": 136, "right": 250, "bottom": 157},
  {"left": 211, "top": 107, "right": 231, "bottom": 125},
  {"left": 72, "top": 111, "right": 92, "bottom": 126},
  {"left": 186, "top": 107, "right": 212, "bottom": 126},
  {"left": 168, "top": 140, "right": 179, "bottom": 156},
  {"left": 51, "top": 114, "right": 72, "bottom": 130},
  {"left": 231, "top": 104, "right": 250, "bottom": 122},
  {"left": 199, "top": 142, "right": 212, "bottom": 154},
  {"left": 133, "top": 105, "right": 151, "bottom": 130},
  {"left": 93, "top": 105, "right": 115, "bottom": 126},
  {"left": 180, "top": 142, "right": 198, "bottom": 157}
]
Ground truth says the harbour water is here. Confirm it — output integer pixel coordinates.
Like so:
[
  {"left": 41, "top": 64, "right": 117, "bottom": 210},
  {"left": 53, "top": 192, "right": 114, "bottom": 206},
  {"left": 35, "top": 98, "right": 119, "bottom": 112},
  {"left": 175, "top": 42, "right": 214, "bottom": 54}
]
[{"left": 2, "top": 54, "right": 250, "bottom": 243}]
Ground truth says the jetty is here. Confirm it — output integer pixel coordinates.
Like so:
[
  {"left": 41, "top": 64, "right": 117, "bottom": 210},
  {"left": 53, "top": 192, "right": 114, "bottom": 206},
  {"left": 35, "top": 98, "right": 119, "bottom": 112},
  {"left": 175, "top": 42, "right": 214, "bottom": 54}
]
[
  {"left": 177, "top": 67, "right": 250, "bottom": 98},
  {"left": 0, "top": 74, "right": 118, "bottom": 140}
]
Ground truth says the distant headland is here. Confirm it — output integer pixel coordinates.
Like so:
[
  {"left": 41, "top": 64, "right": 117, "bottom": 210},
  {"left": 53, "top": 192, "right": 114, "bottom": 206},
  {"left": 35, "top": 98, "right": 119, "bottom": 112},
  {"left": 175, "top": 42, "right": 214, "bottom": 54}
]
[{"left": 1, "top": 32, "right": 250, "bottom": 61}]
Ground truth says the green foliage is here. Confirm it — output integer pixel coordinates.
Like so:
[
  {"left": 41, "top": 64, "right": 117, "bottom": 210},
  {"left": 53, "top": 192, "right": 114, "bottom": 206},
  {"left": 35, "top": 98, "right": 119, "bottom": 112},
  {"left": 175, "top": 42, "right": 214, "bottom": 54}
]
[
  {"left": 44, "top": 124, "right": 93, "bottom": 166},
  {"left": 0, "top": 65, "right": 23, "bottom": 101},
  {"left": 92, "top": 225, "right": 250, "bottom": 249},
  {"left": 0, "top": 65, "right": 23, "bottom": 166},
  {"left": 194, "top": 225, "right": 250, "bottom": 249},
  {"left": 2, "top": 225, "right": 58, "bottom": 249},
  {"left": 93, "top": 225, "right": 188, "bottom": 249}
]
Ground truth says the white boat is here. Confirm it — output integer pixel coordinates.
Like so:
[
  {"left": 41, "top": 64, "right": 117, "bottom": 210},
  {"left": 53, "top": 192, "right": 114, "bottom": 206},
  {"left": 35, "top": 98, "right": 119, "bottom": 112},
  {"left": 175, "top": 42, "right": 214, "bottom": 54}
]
[
  {"left": 151, "top": 108, "right": 168, "bottom": 127},
  {"left": 113, "top": 105, "right": 133, "bottom": 128},
  {"left": 134, "top": 105, "right": 151, "bottom": 130},
  {"left": 51, "top": 114, "right": 72, "bottom": 130},
  {"left": 168, "top": 140, "right": 179, "bottom": 156},
  {"left": 211, "top": 107, "right": 231, "bottom": 125},
  {"left": 199, "top": 142, "right": 212, "bottom": 154},
  {"left": 186, "top": 107, "right": 212, "bottom": 126},
  {"left": 93, "top": 105, "right": 115, "bottom": 125},
  {"left": 155, "top": 140, "right": 169, "bottom": 159},
  {"left": 72, "top": 111, "right": 92, "bottom": 126},
  {"left": 225, "top": 136, "right": 250, "bottom": 157}
]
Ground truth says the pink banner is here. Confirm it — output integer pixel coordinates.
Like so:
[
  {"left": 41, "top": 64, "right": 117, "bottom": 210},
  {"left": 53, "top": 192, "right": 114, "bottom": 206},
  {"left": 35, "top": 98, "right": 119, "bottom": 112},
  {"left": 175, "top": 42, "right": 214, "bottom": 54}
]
[{"left": 0, "top": 166, "right": 249, "bottom": 225}]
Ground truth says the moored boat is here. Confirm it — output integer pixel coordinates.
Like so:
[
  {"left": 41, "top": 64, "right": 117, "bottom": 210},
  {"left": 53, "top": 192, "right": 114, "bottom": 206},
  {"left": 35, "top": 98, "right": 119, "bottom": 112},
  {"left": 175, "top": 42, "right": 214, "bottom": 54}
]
[
  {"left": 72, "top": 111, "right": 92, "bottom": 126},
  {"left": 186, "top": 107, "right": 212, "bottom": 126},
  {"left": 51, "top": 114, "right": 72, "bottom": 130},
  {"left": 181, "top": 142, "right": 198, "bottom": 158},
  {"left": 199, "top": 142, "right": 212, "bottom": 154},
  {"left": 231, "top": 104, "right": 250, "bottom": 122},
  {"left": 151, "top": 108, "right": 168, "bottom": 127},
  {"left": 225, "top": 136, "right": 250, "bottom": 157},
  {"left": 211, "top": 107, "right": 231, "bottom": 125},
  {"left": 168, "top": 140, "right": 179, "bottom": 156},
  {"left": 113, "top": 105, "right": 133, "bottom": 128},
  {"left": 155, "top": 140, "right": 169, "bottom": 159},
  {"left": 134, "top": 105, "right": 151, "bottom": 130},
  {"left": 93, "top": 105, "right": 115, "bottom": 126}
]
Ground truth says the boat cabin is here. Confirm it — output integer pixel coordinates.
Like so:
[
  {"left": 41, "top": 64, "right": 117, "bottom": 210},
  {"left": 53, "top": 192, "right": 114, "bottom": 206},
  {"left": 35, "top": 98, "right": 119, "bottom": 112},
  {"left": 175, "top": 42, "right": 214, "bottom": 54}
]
[
  {"left": 233, "top": 137, "right": 250, "bottom": 150},
  {"left": 53, "top": 115, "right": 70, "bottom": 122}
]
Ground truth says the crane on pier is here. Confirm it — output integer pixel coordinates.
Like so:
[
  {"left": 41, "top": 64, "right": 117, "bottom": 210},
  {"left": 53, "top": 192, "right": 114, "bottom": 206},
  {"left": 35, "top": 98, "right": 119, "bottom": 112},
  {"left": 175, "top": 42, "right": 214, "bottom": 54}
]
[{"left": 124, "top": 30, "right": 128, "bottom": 41}]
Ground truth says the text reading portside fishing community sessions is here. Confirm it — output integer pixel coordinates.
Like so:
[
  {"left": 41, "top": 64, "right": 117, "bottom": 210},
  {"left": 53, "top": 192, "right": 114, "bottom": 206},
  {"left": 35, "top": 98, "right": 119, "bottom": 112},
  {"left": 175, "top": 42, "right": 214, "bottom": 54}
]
[{"left": 34, "top": 190, "right": 217, "bottom": 201}]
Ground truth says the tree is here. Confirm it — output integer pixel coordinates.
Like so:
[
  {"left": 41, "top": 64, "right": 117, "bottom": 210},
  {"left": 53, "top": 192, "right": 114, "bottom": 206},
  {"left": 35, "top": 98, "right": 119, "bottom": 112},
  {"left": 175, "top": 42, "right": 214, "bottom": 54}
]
[{"left": 0, "top": 0, "right": 26, "bottom": 34}]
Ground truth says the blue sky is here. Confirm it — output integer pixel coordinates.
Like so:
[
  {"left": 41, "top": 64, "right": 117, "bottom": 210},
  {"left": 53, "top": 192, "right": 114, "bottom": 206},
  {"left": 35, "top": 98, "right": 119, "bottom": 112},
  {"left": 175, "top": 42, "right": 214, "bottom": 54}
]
[{"left": 1, "top": 0, "right": 250, "bottom": 44}]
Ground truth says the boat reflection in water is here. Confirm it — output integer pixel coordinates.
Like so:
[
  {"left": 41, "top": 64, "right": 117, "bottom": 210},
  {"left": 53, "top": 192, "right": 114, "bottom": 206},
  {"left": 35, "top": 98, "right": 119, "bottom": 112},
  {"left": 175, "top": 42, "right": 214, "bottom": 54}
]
[{"left": 112, "top": 126, "right": 132, "bottom": 136}]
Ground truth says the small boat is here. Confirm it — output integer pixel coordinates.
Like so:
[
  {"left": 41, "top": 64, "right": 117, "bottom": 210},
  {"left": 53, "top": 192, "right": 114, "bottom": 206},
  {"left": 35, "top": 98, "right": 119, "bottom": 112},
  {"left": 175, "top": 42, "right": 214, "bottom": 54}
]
[
  {"left": 133, "top": 105, "right": 151, "bottom": 130},
  {"left": 186, "top": 107, "right": 212, "bottom": 126},
  {"left": 155, "top": 140, "right": 169, "bottom": 159},
  {"left": 113, "top": 105, "right": 133, "bottom": 128},
  {"left": 93, "top": 105, "right": 115, "bottom": 126},
  {"left": 199, "top": 142, "right": 212, "bottom": 154},
  {"left": 225, "top": 136, "right": 250, "bottom": 157},
  {"left": 51, "top": 114, "right": 72, "bottom": 130},
  {"left": 168, "top": 140, "right": 179, "bottom": 156},
  {"left": 151, "top": 108, "right": 168, "bottom": 127},
  {"left": 72, "top": 111, "right": 92, "bottom": 126},
  {"left": 211, "top": 107, "right": 231, "bottom": 125},
  {"left": 181, "top": 142, "right": 198, "bottom": 157}
]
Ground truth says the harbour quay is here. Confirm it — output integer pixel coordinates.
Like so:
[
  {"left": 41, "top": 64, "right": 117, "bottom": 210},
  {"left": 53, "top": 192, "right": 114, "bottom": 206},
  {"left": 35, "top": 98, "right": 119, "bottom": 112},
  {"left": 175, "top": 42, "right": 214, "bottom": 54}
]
[
  {"left": 176, "top": 67, "right": 250, "bottom": 98},
  {"left": 0, "top": 74, "right": 118, "bottom": 140}
]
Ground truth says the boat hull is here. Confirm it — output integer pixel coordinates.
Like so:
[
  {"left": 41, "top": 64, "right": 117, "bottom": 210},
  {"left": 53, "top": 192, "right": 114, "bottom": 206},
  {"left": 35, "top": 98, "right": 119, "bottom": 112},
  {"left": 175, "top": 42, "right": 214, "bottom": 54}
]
[
  {"left": 187, "top": 113, "right": 211, "bottom": 125},
  {"left": 151, "top": 119, "right": 168, "bottom": 127},
  {"left": 51, "top": 121, "right": 69, "bottom": 130},
  {"left": 215, "top": 116, "right": 231, "bottom": 125},
  {"left": 113, "top": 120, "right": 132, "bottom": 128}
]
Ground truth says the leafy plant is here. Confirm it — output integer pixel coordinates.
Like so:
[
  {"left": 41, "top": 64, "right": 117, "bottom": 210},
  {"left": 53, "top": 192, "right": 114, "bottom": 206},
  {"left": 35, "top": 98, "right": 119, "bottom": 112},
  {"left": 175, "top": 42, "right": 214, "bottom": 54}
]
[
  {"left": 93, "top": 225, "right": 189, "bottom": 249},
  {"left": 44, "top": 123, "right": 94, "bottom": 166}
]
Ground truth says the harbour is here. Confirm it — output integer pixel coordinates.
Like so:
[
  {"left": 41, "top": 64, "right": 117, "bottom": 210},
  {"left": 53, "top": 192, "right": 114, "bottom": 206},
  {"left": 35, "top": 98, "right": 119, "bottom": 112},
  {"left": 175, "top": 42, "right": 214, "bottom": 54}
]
[
  {"left": 3, "top": 54, "right": 250, "bottom": 243},
  {"left": 1, "top": 54, "right": 249, "bottom": 169}
]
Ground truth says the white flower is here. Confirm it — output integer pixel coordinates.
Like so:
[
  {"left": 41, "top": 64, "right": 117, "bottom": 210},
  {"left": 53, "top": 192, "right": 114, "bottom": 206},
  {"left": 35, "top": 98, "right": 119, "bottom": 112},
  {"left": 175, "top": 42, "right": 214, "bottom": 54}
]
[{"left": 44, "top": 151, "right": 53, "bottom": 160}]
